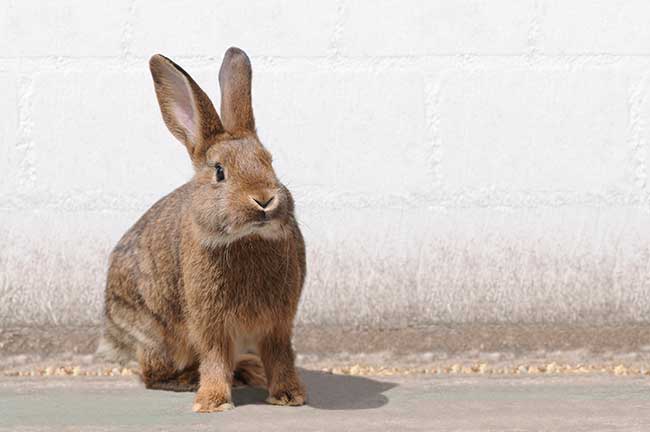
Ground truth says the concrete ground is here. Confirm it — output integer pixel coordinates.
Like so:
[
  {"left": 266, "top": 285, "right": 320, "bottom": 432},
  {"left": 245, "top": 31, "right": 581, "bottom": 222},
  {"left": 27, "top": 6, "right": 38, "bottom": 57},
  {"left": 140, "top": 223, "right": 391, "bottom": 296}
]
[{"left": 2, "top": 372, "right": 650, "bottom": 431}]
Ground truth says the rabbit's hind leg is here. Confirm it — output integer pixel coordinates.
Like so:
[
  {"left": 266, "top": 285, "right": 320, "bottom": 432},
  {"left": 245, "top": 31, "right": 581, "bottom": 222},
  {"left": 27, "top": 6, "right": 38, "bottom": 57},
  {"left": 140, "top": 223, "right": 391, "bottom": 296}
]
[
  {"left": 143, "top": 361, "right": 199, "bottom": 392},
  {"left": 138, "top": 327, "right": 199, "bottom": 392},
  {"left": 104, "top": 285, "right": 188, "bottom": 390},
  {"left": 138, "top": 346, "right": 199, "bottom": 392},
  {"left": 101, "top": 290, "right": 166, "bottom": 366}
]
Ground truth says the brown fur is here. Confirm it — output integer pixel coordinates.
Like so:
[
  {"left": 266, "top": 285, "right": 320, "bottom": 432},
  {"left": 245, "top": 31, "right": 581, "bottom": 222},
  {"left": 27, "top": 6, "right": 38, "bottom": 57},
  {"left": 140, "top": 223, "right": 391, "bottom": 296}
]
[{"left": 99, "top": 47, "right": 306, "bottom": 413}]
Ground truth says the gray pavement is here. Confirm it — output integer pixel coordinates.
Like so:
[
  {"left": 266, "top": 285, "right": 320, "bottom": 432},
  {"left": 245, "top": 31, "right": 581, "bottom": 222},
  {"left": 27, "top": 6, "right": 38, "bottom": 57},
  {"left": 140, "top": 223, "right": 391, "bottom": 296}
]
[{"left": 2, "top": 371, "right": 650, "bottom": 431}]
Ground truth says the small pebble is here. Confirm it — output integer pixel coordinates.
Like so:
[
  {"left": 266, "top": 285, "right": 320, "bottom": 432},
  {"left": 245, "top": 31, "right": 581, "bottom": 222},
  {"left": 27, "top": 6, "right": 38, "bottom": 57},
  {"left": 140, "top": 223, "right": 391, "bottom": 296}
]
[
  {"left": 546, "top": 362, "right": 559, "bottom": 374},
  {"left": 528, "top": 366, "right": 541, "bottom": 374}
]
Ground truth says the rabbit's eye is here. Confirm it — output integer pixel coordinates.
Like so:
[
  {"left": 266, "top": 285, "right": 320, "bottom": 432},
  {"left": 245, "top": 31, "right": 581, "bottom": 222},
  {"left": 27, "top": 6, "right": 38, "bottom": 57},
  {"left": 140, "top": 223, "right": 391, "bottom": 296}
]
[{"left": 215, "top": 164, "right": 225, "bottom": 182}]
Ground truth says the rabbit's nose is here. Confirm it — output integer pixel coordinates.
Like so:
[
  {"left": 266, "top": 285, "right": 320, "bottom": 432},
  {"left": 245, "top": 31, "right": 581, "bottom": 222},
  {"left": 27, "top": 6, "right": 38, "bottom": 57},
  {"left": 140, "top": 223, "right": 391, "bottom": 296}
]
[{"left": 251, "top": 195, "right": 275, "bottom": 210}]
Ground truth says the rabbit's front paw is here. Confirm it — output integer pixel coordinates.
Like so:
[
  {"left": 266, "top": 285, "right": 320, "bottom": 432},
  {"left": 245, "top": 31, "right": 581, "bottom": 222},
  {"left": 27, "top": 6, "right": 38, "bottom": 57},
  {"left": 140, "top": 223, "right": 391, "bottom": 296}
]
[
  {"left": 266, "top": 384, "right": 306, "bottom": 406},
  {"left": 192, "top": 389, "right": 234, "bottom": 413}
]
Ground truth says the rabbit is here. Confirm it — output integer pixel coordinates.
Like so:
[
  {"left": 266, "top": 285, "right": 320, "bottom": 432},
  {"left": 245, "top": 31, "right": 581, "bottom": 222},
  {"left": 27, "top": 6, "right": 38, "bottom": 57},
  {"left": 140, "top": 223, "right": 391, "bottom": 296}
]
[{"left": 97, "top": 47, "right": 306, "bottom": 413}]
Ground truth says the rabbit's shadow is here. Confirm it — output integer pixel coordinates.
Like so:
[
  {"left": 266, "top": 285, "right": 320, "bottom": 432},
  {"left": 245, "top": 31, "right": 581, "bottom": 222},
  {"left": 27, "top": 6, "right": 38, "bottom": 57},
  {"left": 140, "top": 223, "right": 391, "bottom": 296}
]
[{"left": 233, "top": 368, "right": 396, "bottom": 410}]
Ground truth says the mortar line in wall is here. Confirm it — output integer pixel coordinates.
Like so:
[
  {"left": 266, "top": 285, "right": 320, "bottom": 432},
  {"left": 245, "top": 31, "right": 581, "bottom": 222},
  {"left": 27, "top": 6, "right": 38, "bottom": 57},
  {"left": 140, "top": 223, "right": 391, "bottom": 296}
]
[
  {"left": 628, "top": 74, "right": 649, "bottom": 194},
  {"left": 15, "top": 74, "right": 36, "bottom": 190},
  {"left": 119, "top": 0, "right": 137, "bottom": 62},
  {"left": 525, "top": 0, "right": 542, "bottom": 60},
  {"left": 326, "top": 0, "right": 346, "bottom": 61},
  {"left": 423, "top": 78, "right": 442, "bottom": 189},
  {"left": 1, "top": 56, "right": 648, "bottom": 78}
]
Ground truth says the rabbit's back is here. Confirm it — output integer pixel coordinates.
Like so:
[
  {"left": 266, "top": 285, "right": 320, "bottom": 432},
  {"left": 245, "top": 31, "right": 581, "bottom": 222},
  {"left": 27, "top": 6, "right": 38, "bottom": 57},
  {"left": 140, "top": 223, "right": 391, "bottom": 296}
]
[{"left": 101, "top": 183, "right": 191, "bottom": 362}]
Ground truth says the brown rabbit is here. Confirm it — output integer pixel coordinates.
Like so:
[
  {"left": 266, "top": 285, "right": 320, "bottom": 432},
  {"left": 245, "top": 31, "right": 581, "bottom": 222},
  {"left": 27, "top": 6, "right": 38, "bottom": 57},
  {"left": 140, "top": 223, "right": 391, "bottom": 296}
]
[{"left": 97, "top": 47, "right": 306, "bottom": 413}]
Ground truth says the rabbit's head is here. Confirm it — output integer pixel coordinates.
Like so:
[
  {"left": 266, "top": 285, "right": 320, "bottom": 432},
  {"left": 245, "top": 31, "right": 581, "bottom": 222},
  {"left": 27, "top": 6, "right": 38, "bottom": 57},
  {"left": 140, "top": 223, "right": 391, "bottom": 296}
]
[{"left": 149, "top": 48, "right": 293, "bottom": 246}]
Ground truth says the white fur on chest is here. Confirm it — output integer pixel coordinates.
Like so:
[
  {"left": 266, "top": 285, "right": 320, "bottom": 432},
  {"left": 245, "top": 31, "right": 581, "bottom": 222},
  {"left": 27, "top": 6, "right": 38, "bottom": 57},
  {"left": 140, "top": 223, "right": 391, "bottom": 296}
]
[{"left": 233, "top": 329, "right": 261, "bottom": 358}]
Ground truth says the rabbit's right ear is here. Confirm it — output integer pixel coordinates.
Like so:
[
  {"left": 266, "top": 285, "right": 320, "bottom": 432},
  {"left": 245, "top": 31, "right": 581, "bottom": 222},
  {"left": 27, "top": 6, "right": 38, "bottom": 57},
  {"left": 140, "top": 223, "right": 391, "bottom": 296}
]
[{"left": 149, "top": 54, "right": 223, "bottom": 167}]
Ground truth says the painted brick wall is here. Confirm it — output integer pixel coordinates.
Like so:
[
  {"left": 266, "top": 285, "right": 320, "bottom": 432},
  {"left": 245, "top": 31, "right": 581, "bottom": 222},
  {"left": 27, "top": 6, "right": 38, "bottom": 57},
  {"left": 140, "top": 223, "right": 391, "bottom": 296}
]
[{"left": 2, "top": 1, "right": 650, "bottom": 328}]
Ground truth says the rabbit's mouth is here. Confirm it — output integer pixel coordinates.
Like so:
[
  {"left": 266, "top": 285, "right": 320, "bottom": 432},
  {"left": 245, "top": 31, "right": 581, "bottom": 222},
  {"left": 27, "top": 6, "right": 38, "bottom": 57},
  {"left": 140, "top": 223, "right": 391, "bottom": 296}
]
[
  {"left": 250, "top": 218, "right": 288, "bottom": 241},
  {"left": 200, "top": 219, "right": 286, "bottom": 248},
  {"left": 249, "top": 219, "right": 278, "bottom": 235}
]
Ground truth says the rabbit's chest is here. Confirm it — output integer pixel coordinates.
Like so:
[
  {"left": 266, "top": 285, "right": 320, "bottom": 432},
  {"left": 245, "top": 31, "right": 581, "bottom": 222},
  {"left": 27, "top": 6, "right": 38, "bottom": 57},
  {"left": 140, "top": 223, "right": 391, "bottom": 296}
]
[
  {"left": 218, "top": 268, "right": 292, "bottom": 325},
  {"left": 210, "top": 246, "right": 299, "bottom": 326},
  {"left": 184, "top": 237, "right": 301, "bottom": 329}
]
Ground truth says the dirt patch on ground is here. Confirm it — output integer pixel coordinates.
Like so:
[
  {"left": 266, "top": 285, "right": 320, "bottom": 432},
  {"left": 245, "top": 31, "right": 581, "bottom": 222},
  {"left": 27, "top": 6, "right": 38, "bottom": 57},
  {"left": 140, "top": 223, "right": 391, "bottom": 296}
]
[{"left": 3, "top": 323, "right": 650, "bottom": 356}]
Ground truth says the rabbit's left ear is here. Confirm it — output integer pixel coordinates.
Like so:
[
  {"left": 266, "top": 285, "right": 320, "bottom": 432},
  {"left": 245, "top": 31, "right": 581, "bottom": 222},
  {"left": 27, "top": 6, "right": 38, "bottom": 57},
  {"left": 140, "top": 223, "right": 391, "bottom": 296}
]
[{"left": 219, "top": 47, "right": 255, "bottom": 134}]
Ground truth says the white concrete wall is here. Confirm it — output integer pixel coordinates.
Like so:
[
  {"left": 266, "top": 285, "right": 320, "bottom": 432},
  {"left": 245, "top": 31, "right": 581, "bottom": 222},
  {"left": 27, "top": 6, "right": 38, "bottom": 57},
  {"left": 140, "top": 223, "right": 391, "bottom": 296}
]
[{"left": 2, "top": 0, "right": 650, "bottom": 328}]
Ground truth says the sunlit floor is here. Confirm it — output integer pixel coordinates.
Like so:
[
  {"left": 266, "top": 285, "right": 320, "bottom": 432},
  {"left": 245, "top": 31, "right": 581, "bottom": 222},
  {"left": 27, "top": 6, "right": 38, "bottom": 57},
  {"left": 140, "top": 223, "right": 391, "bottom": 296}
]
[{"left": 2, "top": 372, "right": 650, "bottom": 431}]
